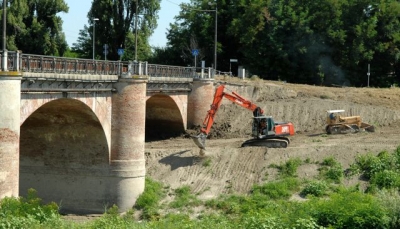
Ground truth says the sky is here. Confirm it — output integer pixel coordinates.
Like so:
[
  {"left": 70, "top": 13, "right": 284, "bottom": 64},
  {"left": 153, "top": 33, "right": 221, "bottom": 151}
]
[{"left": 60, "top": 0, "right": 190, "bottom": 48}]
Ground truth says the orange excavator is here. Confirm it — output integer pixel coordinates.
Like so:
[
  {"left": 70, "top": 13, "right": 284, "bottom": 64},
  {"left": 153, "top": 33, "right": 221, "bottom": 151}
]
[{"left": 192, "top": 84, "right": 295, "bottom": 151}]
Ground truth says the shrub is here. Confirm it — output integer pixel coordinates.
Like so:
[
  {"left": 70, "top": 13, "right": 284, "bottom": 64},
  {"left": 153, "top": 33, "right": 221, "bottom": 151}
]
[
  {"left": 370, "top": 170, "right": 400, "bottom": 190},
  {"left": 349, "top": 153, "right": 388, "bottom": 179},
  {"left": 349, "top": 149, "right": 400, "bottom": 182},
  {"left": 376, "top": 189, "right": 400, "bottom": 229},
  {"left": 205, "top": 195, "right": 245, "bottom": 214},
  {"left": 87, "top": 205, "right": 139, "bottom": 228},
  {"left": 319, "top": 162, "right": 344, "bottom": 183},
  {"left": 169, "top": 186, "right": 201, "bottom": 209},
  {"left": 321, "top": 156, "right": 338, "bottom": 167},
  {"left": 252, "top": 177, "right": 300, "bottom": 200},
  {"left": 309, "top": 189, "right": 390, "bottom": 229},
  {"left": 135, "top": 177, "right": 165, "bottom": 210},
  {"left": 301, "top": 180, "right": 328, "bottom": 197},
  {"left": 240, "top": 211, "right": 285, "bottom": 229},
  {"left": 149, "top": 213, "right": 234, "bottom": 229},
  {"left": 294, "top": 217, "right": 326, "bottom": 229},
  {"left": 276, "top": 158, "right": 303, "bottom": 177},
  {"left": 0, "top": 189, "right": 62, "bottom": 228},
  {"left": 134, "top": 177, "right": 165, "bottom": 220},
  {"left": 202, "top": 158, "right": 211, "bottom": 167}
]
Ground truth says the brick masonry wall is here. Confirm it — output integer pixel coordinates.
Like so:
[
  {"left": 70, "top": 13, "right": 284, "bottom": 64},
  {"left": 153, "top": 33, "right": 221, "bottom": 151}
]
[{"left": 187, "top": 79, "right": 215, "bottom": 127}]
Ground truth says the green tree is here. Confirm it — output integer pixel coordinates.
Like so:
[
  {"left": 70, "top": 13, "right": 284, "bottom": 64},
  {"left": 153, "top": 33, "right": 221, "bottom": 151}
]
[
  {"left": 2, "top": 0, "right": 69, "bottom": 56},
  {"left": 160, "top": 1, "right": 211, "bottom": 67},
  {"left": 72, "top": 0, "right": 160, "bottom": 61},
  {"left": 162, "top": 0, "right": 241, "bottom": 71},
  {"left": 154, "top": 0, "right": 400, "bottom": 86}
]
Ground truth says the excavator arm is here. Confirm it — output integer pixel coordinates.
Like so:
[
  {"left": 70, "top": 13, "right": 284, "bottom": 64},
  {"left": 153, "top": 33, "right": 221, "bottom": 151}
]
[
  {"left": 200, "top": 84, "right": 264, "bottom": 134},
  {"left": 192, "top": 84, "right": 264, "bottom": 150}
]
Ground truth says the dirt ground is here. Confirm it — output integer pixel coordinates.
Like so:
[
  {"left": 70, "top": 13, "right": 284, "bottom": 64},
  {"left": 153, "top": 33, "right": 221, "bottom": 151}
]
[
  {"left": 62, "top": 77, "right": 400, "bottom": 222},
  {"left": 145, "top": 77, "right": 400, "bottom": 201}
]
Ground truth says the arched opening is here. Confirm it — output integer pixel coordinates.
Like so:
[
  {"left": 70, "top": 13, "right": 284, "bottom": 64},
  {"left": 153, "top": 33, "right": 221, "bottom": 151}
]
[
  {"left": 146, "top": 94, "right": 185, "bottom": 141},
  {"left": 19, "top": 98, "right": 109, "bottom": 214}
]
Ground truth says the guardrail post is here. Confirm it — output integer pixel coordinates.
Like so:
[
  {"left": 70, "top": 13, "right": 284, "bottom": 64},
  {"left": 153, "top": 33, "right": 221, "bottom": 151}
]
[
  {"left": 40, "top": 56, "right": 44, "bottom": 72},
  {"left": 138, "top": 62, "right": 142, "bottom": 75},
  {"left": 118, "top": 61, "right": 121, "bottom": 76},
  {"left": 144, "top": 62, "right": 148, "bottom": 76},
  {"left": 74, "top": 59, "right": 78, "bottom": 73},
  {"left": 15, "top": 51, "right": 20, "bottom": 71},
  {"left": 26, "top": 55, "right": 30, "bottom": 71},
  {"left": 2, "top": 50, "right": 7, "bottom": 71},
  {"left": 53, "top": 57, "right": 56, "bottom": 73}
]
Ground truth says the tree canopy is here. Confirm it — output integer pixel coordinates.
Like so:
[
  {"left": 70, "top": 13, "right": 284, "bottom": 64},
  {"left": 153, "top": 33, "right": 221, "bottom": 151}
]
[
  {"left": 159, "top": 0, "right": 400, "bottom": 87},
  {"left": 72, "top": 0, "right": 161, "bottom": 61},
  {"left": 2, "top": 0, "right": 400, "bottom": 87},
  {"left": 1, "top": 0, "right": 69, "bottom": 56}
]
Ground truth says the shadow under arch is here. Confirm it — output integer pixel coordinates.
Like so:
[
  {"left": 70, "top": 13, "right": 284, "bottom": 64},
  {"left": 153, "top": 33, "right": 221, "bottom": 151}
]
[
  {"left": 19, "top": 98, "right": 110, "bottom": 214},
  {"left": 146, "top": 94, "right": 185, "bottom": 141}
]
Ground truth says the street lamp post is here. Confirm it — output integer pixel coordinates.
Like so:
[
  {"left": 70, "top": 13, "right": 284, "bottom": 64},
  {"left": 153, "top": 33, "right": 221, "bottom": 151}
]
[
  {"left": 190, "top": 3, "right": 217, "bottom": 74},
  {"left": 135, "top": 0, "right": 138, "bottom": 62},
  {"left": 92, "top": 18, "right": 99, "bottom": 60},
  {"left": 211, "top": 4, "right": 217, "bottom": 73},
  {"left": 2, "top": 0, "right": 7, "bottom": 71}
]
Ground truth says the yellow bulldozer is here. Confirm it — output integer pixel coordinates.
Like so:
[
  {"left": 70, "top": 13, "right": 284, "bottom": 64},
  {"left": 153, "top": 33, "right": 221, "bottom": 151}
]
[{"left": 325, "top": 110, "right": 375, "bottom": 134}]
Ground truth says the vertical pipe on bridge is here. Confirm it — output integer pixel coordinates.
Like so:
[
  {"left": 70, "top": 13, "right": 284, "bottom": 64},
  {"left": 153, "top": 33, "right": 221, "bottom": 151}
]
[
  {"left": 109, "top": 76, "right": 148, "bottom": 212},
  {"left": 0, "top": 71, "right": 22, "bottom": 199}
]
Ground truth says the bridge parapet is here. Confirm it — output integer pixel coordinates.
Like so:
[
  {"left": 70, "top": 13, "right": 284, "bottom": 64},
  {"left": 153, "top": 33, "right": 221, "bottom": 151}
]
[{"left": 1, "top": 51, "right": 215, "bottom": 81}]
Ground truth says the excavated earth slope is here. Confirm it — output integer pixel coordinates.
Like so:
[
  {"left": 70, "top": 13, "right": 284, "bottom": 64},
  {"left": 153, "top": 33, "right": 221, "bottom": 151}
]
[{"left": 145, "top": 78, "right": 400, "bottom": 201}]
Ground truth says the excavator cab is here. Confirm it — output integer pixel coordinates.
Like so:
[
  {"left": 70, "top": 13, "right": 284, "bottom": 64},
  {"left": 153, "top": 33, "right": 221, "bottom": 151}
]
[{"left": 252, "top": 116, "right": 275, "bottom": 138}]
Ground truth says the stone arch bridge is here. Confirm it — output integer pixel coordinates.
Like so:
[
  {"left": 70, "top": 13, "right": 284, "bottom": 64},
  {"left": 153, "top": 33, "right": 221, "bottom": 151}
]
[{"left": 0, "top": 52, "right": 216, "bottom": 214}]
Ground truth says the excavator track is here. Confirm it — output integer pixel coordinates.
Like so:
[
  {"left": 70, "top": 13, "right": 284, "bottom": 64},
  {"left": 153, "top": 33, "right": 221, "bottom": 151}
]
[{"left": 241, "top": 137, "right": 290, "bottom": 148}]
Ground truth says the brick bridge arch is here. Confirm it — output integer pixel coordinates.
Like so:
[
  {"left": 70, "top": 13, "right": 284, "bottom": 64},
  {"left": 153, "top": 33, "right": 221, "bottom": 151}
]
[
  {"left": 146, "top": 93, "right": 188, "bottom": 140},
  {"left": 19, "top": 94, "right": 112, "bottom": 213},
  {"left": 0, "top": 74, "right": 215, "bottom": 214}
]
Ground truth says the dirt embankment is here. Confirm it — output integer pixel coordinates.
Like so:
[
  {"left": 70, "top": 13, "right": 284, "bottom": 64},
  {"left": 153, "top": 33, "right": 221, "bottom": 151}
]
[{"left": 145, "top": 78, "right": 400, "bottom": 201}]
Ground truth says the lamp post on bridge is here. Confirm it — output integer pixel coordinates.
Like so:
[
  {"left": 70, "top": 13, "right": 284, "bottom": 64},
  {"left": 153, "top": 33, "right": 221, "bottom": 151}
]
[
  {"left": 2, "top": 0, "right": 7, "bottom": 71},
  {"left": 208, "top": 2, "right": 217, "bottom": 74},
  {"left": 135, "top": 0, "right": 138, "bottom": 62},
  {"left": 92, "top": 18, "right": 99, "bottom": 60},
  {"left": 134, "top": 0, "right": 145, "bottom": 62},
  {"left": 186, "top": 2, "right": 217, "bottom": 75}
]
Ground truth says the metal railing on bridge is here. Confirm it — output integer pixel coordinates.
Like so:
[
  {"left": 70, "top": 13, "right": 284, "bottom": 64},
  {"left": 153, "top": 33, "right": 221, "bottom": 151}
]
[{"left": 0, "top": 51, "right": 215, "bottom": 80}]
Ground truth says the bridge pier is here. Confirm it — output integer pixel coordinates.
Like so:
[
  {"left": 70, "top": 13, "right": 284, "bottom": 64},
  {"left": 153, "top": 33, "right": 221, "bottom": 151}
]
[
  {"left": 188, "top": 78, "right": 215, "bottom": 127},
  {"left": 110, "top": 77, "right": 148, "bottom": 212},
  {"left": 0, "top": 72, "right": 22, "bottom": 199}
]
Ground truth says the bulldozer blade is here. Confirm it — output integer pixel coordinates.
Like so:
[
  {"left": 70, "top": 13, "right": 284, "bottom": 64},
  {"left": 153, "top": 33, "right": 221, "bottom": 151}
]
[
  {"left": 360, "top": 122, "right": 375, "bottom": 132},
  {"left": 364, "top": 125, "right": 375, "bottom": 132},
  {"left": 191, "top": 133, "right": 207, "bottom": 149}
]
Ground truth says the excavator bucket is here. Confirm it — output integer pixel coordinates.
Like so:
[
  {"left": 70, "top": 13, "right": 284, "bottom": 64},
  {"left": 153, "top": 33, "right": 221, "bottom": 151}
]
[{"left": 191, "top": 133, "right": 207, "bottom": 150}]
